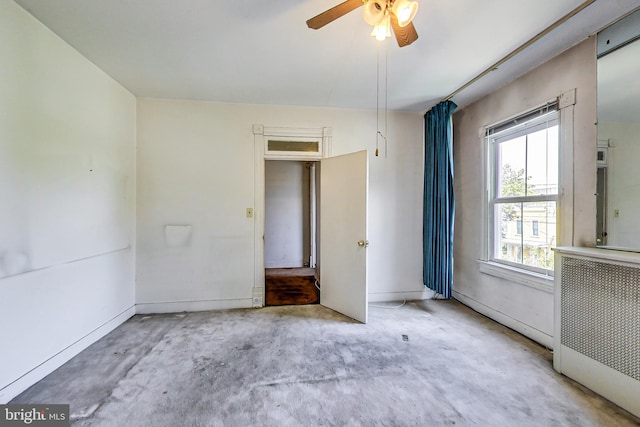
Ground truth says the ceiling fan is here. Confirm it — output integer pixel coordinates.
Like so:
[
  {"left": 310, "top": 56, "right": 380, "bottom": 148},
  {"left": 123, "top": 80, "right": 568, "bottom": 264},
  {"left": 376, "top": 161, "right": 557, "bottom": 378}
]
[{"left": 306, "top": 0, "right": 419, "bottom": 47}]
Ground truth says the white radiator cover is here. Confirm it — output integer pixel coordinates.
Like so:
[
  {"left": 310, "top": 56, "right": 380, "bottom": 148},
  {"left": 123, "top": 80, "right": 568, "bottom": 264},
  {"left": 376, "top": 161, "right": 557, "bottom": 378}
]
[{"left": 554, "top": 247, "right": 640, "bottom": 418}]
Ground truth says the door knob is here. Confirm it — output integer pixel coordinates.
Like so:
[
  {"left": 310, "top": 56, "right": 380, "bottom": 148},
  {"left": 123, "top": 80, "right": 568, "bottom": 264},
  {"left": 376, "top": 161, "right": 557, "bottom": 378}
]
[{"left": 357, "top": 240, "right": 369, "bottom": 247}]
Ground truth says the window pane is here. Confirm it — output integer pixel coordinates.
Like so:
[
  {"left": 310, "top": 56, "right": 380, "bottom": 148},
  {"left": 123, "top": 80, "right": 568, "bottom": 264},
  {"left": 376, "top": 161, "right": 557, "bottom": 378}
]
[
  {"left": 526, "top": 125, "right": 559, "bottom": 195},
  {"left": 494, "top": 202, "right": 523, "bottom": 264},
  {"left": 488, "top": 108, "right": 558, "bottom": 274},
  {"left": 497, "top": 136, "right": 526, "bottom": 197},
  {"left": 268, "top": 140, "right": 319, "bottom": 152},
  {"left": 494, "top": 201, "right": 556, "bottom": 271},
  {"left": 521, "top": 201, "right": 556, "bottom": 270}
]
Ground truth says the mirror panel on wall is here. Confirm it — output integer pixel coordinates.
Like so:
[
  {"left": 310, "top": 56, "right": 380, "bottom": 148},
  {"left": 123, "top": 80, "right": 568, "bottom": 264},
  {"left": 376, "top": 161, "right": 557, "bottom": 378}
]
[{"left": 596, "top": 8, "right": 640, "bottom": 250}]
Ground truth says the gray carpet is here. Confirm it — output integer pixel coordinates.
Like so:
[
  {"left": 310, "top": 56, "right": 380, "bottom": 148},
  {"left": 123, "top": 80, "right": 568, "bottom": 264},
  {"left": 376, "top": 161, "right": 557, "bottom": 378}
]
[{"left": 13, "top": 300, "right": 640, "bottom": 426}]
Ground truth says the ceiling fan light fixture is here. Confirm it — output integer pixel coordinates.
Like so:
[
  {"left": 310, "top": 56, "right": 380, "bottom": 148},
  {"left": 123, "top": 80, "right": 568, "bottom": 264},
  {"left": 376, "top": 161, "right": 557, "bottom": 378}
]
[
  {"left": 371, "top": 14, "right": 391, "bottom": 41},
  {"left": 305, "top": 0, "right": 418, "bottom": 48},
  {"left": 391, "top": 0, "right": 419, "bottom": 27},
  {"left": 362, "top": 0, "right": 387, "bottom": 26}
]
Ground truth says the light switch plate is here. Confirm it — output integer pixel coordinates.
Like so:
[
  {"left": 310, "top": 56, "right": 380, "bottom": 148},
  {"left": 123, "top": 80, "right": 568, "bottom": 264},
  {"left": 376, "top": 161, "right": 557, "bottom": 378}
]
[{"left": 246, "top": 208, "right": 253, "bottom": 218}]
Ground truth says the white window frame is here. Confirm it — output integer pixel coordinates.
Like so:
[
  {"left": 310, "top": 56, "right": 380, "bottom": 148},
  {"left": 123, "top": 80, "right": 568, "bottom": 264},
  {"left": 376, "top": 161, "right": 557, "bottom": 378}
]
[
  {"left": 488, "top": 109, "right": 559, "bottom": 276},
  {"left": 477, "top": 92, "right": 577, "bottom": 293}
]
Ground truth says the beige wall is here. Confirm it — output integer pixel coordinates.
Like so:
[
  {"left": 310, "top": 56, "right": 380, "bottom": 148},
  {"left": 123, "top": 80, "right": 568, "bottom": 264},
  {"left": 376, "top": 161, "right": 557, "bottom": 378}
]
[
  {"left": 0, "top": 1, "right": 136, "bottom": 402},
  {"left": 452, "top": 38, "right": 597, "bottom": 346},
  {"left": 136, "top": 98, "right": 430, "bottom": 312},
  {"left": 264, "top": 161, "right": 310, "bottom": 269}
]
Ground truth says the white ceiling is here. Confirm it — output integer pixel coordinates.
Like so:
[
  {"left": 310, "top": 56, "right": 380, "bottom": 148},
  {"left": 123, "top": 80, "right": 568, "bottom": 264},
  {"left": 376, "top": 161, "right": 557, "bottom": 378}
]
[{"left": 14, "top": 0, "right": 640, "bottom": 112}]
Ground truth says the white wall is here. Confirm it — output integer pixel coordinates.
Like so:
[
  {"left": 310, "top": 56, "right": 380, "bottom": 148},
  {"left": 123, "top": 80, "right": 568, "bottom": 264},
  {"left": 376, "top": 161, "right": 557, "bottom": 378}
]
[
  {"left": 598, "top": 122, "right": 640, "bottom": 248},
  {"left": 452, "top": 38, "right": 597, "bottom": 347},
  {"left": 0, "top": 1, "right": 136, "bottom": 402},
  {"left": 265, "top": 161, "right": 310, "bottom": 268},
  {"left": 136, "top": 98, "right": 430, "bottom": 311}
]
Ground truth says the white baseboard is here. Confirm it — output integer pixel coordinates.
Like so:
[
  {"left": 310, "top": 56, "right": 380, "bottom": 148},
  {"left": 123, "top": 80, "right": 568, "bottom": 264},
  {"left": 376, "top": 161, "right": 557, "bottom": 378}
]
[
  {"left": 136, "top": 298, "right": 253, "bottom": 314},
  {"left": 556, "top": 346, "right": 640, "bottom": 418},
  {"left": 369, "top": 288, "right": 435, "bottom": 303},
  {"left": 0, "top": 306, "right": 135, "bottom": 404},
  {"left": 453, "top": 290, "right": 553, "bottom": 349}
]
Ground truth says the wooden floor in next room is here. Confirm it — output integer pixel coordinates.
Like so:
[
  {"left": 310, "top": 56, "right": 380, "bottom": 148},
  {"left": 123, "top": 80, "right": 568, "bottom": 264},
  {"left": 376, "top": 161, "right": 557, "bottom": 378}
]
[{"left": 265, "top": 267, "right": 319, "bottom": 306}]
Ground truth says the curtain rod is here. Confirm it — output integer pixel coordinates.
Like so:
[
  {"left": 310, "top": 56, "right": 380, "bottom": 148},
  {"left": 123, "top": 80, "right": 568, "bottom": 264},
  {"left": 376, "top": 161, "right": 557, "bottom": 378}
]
[{"left": 434, "top": 0, "right": 597, "bottom": 108}]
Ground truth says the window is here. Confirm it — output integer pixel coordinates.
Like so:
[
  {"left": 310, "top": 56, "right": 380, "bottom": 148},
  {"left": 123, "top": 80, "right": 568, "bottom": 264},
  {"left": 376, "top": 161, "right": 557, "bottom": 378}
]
[
  {"left": 267, "top": 140, "right": 319, "bottom": 153},
  {"left": 487, "top": 103, "right": 558, "bottom": 274}
]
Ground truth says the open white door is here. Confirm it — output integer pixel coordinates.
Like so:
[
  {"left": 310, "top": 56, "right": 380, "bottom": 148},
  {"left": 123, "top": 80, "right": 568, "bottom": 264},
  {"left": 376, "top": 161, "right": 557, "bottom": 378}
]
[{"left": 320, "top": 150, "right": 368, "bottom": 323}]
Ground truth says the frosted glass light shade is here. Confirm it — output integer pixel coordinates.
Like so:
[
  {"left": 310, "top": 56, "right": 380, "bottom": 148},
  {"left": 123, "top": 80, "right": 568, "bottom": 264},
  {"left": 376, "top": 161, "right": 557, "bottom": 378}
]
[
  {"left": 392, "top": 0, "right": 419, "bottom": 27},
  {"left": 362, "top": 0, "right": 387, "bottom": 26},
  {"left": 370, "top": 14, "right": 391, "bottom": 41}
]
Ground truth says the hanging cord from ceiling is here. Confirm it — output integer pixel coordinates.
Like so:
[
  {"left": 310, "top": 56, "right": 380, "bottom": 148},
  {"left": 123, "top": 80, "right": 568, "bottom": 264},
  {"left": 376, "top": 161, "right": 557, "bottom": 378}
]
[{"left": 376, "top": 39, "right": 389, "bottom": 157}]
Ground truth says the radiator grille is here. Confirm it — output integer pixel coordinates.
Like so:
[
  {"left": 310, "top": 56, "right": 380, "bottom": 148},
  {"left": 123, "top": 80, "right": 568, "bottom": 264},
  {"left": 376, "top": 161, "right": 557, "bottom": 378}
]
[{"left": 561, "top": 256, "right": 640, "bottom": 381}]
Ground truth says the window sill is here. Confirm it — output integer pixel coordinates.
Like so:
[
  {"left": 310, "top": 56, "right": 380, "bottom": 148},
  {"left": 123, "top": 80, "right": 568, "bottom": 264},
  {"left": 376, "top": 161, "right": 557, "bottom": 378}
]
[{"left": 477, "top": 260, "right": 554, "bottom": 294}]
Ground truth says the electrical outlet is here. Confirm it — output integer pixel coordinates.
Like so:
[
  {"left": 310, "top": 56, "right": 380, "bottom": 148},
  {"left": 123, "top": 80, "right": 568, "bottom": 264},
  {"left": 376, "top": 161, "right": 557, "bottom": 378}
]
[
  {"left": 252, "top": 287, "right": 263, "bottom": 308},
  {"left": 252, "top": 295, "right": 263, "bottom": 308},
  {"left": 246, "top": 208, "right": 253, "bottom": 218}
]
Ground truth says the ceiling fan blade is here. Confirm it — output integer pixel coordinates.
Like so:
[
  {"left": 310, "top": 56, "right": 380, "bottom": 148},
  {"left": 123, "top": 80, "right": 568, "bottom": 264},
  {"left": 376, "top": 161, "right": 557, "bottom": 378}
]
[
  {"left": 306, "top": 0, "right": 363, "bottom": 30},
  {"left": 390, "top": 13, "right": 418, "bottom": 47}
]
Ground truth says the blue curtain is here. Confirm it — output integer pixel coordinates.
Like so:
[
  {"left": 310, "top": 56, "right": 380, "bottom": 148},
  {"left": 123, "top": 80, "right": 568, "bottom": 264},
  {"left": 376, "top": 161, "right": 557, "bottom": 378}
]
[{"left": 423, "top": 100, "right": 457, "bottom": 299}]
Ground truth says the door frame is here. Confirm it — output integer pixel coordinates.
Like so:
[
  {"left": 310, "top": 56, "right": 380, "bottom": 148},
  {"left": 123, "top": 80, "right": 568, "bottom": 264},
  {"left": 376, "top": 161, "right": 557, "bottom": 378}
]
[{"left": 252, "top": 125, "right": 332, "bottom": 307}]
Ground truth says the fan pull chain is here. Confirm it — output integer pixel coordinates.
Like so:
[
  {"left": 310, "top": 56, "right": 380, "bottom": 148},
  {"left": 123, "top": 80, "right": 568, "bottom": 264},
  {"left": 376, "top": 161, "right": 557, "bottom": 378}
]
[
  {"left": 375, "top": 43, "right": 380, "bottom": 157},
  {"left": 375, "top": 39, "right": 390, "bottom": 158},
  {"left": 376, "top": 40, "right": 389, "bottom": 159},
  {"left": 384, "top": 39, "right": 388, "bottom": 158}
]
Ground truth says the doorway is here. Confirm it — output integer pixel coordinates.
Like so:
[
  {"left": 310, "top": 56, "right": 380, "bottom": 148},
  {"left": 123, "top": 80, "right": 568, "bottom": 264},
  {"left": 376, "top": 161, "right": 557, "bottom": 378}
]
[
  {"left": 253, "top": 125, "right": 369, "bottom": 323},
  {"left": 264, "top": 160, "right": 319, "bottom": 306}
]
